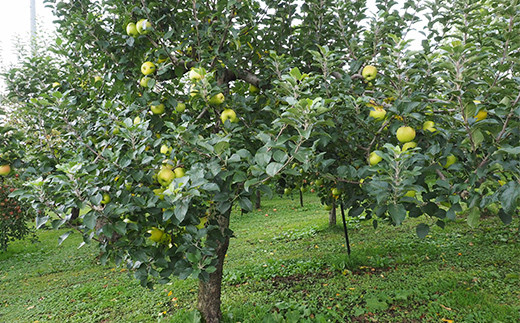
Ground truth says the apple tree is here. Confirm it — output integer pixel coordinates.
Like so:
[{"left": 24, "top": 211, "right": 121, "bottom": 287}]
[{"left": 3, "top": 0, "right": 520, "bottom": 321}]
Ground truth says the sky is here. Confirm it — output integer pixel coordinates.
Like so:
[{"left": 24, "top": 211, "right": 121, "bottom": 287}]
[{"left": 0, "top": 0, "right": 55, "bottom": 67}]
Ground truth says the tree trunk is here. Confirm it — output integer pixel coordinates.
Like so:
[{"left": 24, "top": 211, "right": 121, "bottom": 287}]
[
  {"left": 299, "top": 189, "right": 304, "bottom": 207},
  {"left": 255, "top": 189, "right": 261, "bottom": 209},
  {"left": 329, "top": 199, "right": 336, "bottom": 226},
  {"left": 197, "top": 211, "right": 231, "bottom": 323}
]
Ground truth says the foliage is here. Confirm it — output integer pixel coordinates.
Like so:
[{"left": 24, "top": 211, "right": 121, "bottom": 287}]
[{"left": 1, "top": 0, "right": 520, "bottom": 320}]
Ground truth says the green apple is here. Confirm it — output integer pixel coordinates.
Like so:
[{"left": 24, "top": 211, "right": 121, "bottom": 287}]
[
  {"left": 474, "top": 110, "right": 487, "bottom": 121},
  {"left": 126, "top": 22, "right": 138, "bottom": 37},
  {"left": 249, "top": 84, "right": 260, "bottom": 94},
  {"left": 157, "top": 167, "right": 175, "bottom": 187},
  {"left": 404, "top": 190, "right": 416, "bottom": 198},
  {"left": 190, "top": 84, "right": 199, "bottom": 97},
  {"left": 220, "top": 109, "right": 238, "bottom": 123},
  {"left": 189, "top": 68, "right": 204, "bottom": 81},
  {"left": 402, "top": 141, "right": 417, "bottom": 151},
  {"left": 283, "top": 188, "right": 291, "bottom": 195},
  {"left": 173, "top": 167, "right": 185, "bottom": 178},
  {"left": 160, "top": 144, "right": 171, "bottom": 154},
  {"left": 331, "top": 188, "right": 341, "bottom": 197},
  {"left": 101, "top": 193, "right": 110, "bottom": 204},
  {"left": 208, "top": 93, "right": 225, "bottom": 105},
  {"left": 133, "top": 116, "right": 141, "bottom": 125},
  {"left": 422, "top": 120, "right": 436, "bottom": 132},
  {"left": 153, "top": 188, "right": 165, "bottom": 200},
  {"left": 362, "top": 65, "right": 377, "bottom": 81},
  {"left": 141, "top": 61, "right": 156, "bottom": 75},
  {"left": 136, "top": 19, "right": 152, "bottom": 35},
  {"left": 0, "top": 165, "right": 11, "bottom": 176},
  {"left": 150, "top": 103, "right": 165, "bottom": 115},
  {"left": 315, "top": 179, "right": 324, "bottom": 186},
  {"left": 369, "top": 151, "right": 382, "bottom": 166},
  {"left": 396, "top": 126, "right": 416, "bottom": 143},
  {"left": 369, "top": 107, "right": 386, "bottom": 121},
  {"left": 140, "top": 77, "right": 151, "bottom": 88},
  {"left": 112, "top": 127, "right": 120, "bottom": 135},
  {"left": 323, "top": 204, "right": 333, "bottom": 211},
  {"left": 148, "top": 227, "right": 164, "bottom": 243},
  {"left": 444, "top": 154, "right": 457, "bottom": 168},
  {"left": 175, "top": 102, "right": 186, "bottom": 113}
]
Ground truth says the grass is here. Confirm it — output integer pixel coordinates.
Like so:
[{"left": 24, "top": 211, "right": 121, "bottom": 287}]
[{"left": 1, "top": 193, "right": 519, "bottom": 322}]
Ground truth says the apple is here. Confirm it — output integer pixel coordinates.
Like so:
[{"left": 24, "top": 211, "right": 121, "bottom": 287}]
[
  {"left": 133, "top": 116, "right": 141, "bottom": 125},
  {"left": 140, "top": 77, "right": 151, "bottom": 88},
  {"left": 444, "top": 154, "right": 457, "bottom": 168},
  {"left": 474, "top": 110, "right": 487, "bottom": 121},
  {"left": 283, "top": 188, "right": 291, "bottom": 195},
  {"left": 157, "top": 54, "right": 168, "bottom": 63},
  {"left": 189, "top": 68, "right": 204, "bottom": 81},
  {"left": 112, "top": 127, "right": 120, "bottom": 135},
  {"left": 94, "top": 76, "right": 102, "bottom": 83},
  {"left": 315, "top": 179, "right": 324, "bottom": 186},
  {"left": 422, "top": 120, "right": 436, "bottom": 132},
  {"left": 153, "top": 188, "right": 165, "bottom": 200},
  {"left": 331, "top": 188, "right": 341, "bottom": 197},
  {"left": 136, "top": 19, "right": 152, "bottom": 35},
  {"left": 249, "top": 84, "right": 260, "bottom": 94},
  {"left": 175, "top": 102, "right": 186, "bottom": 113},
  {"left": 0, "top": 165, "right": 11, "bottom": 176},
  {"left": 208, "top": 93, "right": 225, "bottom": 105},
  {"left": 369, "top": 107, "right": 386, "bottom": 121},
  {"left": 362, "top": 65, "right": 377, "bottom": 81},
  {"left": 150, "top": 103, "right": 165, "bottom": 115},
  {"left": 160, "top": 144, "right": 171, "bottom": 154},
  {"left": 404, "top": 190, "right": 416, "bottom": 198},
  {"left": 148, "top": 227, "right": 164, "bottom": 243},
  {"left": 157, "top": 167, "right": 175, "bottom": 187},
  {"left": 141, "top": 61, "right": 156, "bottom": 75},
  {"left": 196, "top": 216, "right": 208, "bottom": 229},
  {"left": 402, "top": 141, "right": 417, "bottom": 151},
  {"left": 126, "top": 22, "right": 139, "bottom": 37},
  {"left": 173, "top": 167, "right": 185, "bottom": 178},
  {"left": 396, "top": 126, "right": 416, "bottom": 143},
  {"left": 220, "top": 109, "right": 238, "bottom": 124},
  {"left": 101, "top": 193, "right": 110, "bottom": 204},
  {"left": 369, "top": 151, "right": 382, "bottom": 166},
  {"left": 190, "top": 84, "right": 199, "bottom": 97}
]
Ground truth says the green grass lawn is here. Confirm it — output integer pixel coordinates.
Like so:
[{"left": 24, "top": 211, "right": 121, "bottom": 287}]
[{"left": 1, "top": 194, "right": 519, "bottom": 322}]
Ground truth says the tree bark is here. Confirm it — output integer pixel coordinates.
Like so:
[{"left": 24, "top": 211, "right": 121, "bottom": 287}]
[
  {"left": 329, "top": 199, "right": 336, "bottom": 226},
  {"left": 197, "top": 211, "right": 231, "bottom": 323},
  {"left": 255, "top": 189, "right": 261, "bottom": 209},
  {"left": 299, "top": 189, "right": 304, "bottom": 207}
]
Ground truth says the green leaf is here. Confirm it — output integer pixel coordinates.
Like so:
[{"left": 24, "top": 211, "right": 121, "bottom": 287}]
[
  {"left": 500, "top": 181, "right": 520, "bottom": 214},
  {"left": 467, "top": 207, "right": 480, "bottom": 228},
  {"left": 83, "top": 213, "right": 97, "bottom": 230},
  {"left": 388, "top": 204, "right": 406, "bottom": 226},
  {"left": 497, "top": 209, "right": 512, "bottom": 225},
  {"left": 175, "top": 200, "right": 189, "bottom": 222},
  {"left": 239, "top": 197, "right": 253, "bottom": 212},
  {"left": 266, "top": 162, "right": 283, "bottom": 177},
  {"left": 416, "top": 223, "right": 429, "bottom": 239}
]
